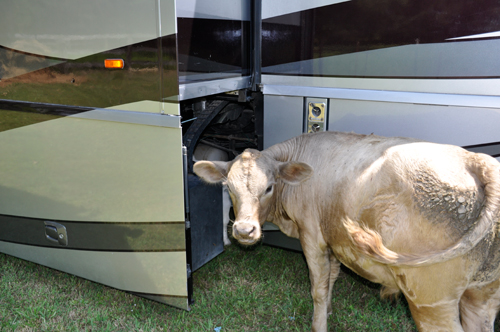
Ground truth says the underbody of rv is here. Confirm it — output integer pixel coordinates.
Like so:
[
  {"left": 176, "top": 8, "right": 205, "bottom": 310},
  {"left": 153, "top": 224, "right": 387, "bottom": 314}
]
[{"left": 1, "top": 0, "right": 500, "bottom": 310}]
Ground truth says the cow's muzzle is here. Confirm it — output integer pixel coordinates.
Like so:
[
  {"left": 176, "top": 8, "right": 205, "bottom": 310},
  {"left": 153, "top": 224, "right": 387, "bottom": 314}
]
[{"left": 232, "top": 221, "right": 261, "bottom": 245}]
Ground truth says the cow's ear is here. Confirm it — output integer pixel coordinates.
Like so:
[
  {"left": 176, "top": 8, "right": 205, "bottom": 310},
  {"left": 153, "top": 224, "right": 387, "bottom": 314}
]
[
  {"left": 278, "top": 162, "right": 313, "bottom": 185},
  {"left": 193, "top": 160, "right": 229, "bottom": 183}
]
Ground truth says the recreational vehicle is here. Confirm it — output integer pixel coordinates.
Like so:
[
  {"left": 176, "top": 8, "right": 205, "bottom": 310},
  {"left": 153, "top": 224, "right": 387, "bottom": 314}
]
[{"left": 1, "top": 0, "right": 500, "bottom": 310}]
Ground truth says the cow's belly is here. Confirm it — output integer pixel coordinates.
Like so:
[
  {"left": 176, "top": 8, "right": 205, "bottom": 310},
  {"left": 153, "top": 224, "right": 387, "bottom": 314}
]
[{"left": 332, "top": 245, "right": 398, "bottom": 289}]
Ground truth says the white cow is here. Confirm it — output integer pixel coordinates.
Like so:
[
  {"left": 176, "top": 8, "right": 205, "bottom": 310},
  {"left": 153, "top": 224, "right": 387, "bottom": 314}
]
[{"left": 194, "top": 131, "right": 500, "bottom": 332}]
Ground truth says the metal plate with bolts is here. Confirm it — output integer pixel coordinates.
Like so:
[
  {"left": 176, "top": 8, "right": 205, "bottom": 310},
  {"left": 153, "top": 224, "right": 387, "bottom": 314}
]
[{"left": 304, "top": 98, "right": 328, "bottom": 133}]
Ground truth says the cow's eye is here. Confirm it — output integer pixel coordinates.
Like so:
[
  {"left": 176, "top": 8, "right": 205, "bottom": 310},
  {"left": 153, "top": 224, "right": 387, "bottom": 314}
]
[{"left": 265, "top": 185, "right": 273, "bottom": 195}]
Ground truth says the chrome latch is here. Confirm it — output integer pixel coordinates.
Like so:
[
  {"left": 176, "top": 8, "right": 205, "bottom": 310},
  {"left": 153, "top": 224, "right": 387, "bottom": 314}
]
[{"left": 44, "top": 221, "right": 68, "bottom": 246}]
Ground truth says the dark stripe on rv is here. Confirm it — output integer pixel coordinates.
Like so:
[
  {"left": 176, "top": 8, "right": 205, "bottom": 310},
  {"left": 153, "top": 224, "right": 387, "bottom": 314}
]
[
  {"left": 463, "top": 142, "right": 500, "bottom": 158},
  {"left": 262, "top": 0, "right": 500, "bottom": 76},
  {"left": 1, "top": 99, "right": 93, "bottom": 116},
  {"left": 0, "top": 104, "right": 92, "bottom": 133},
  {"left": 0, "top": 214, "right": 186, "bottom": 252}
]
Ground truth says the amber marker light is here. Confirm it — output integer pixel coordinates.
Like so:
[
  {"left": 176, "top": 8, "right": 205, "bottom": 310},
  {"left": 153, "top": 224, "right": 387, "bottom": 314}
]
[{"left": 104, "top": 59, "right": 124, "bottom": 69}]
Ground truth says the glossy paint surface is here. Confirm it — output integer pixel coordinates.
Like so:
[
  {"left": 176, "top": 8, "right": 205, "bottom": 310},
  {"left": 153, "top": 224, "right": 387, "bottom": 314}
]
[
  {"left": 0, "top": 0, "right": 186, "bottom": 304},
  {"left": 0, "top": 114, "right": 184, "bottom": 222},
  {"left": 0, "top": 37, "right": 178, "bottom": 110},
  {"left": 0, "top": 0, "right": 255, "bottom": 311},
  {"left": 262, "top": 0, "right": 500, "bottom": 79},
  {"left": 0, "top": 0, "right": 175, "bottom": 59},
  {"left": 0, "top": 107, "right": 188, "bottom": 308},
  {"left": 0, "top": 0, "right": 178, "bottom": 111},
  {"left": 177, "top": 18, "right": 250, "bottom": 84},
  {"left": 0, "top": 241, "right": 189, "bottom": 308},
  {"left": 175, "top": 0, "right": 251, "bottom": 90}
]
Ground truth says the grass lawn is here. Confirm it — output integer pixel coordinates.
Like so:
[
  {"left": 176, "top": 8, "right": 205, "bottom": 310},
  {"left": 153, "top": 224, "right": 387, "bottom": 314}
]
[{"left": 0, "top": 240, "right": 422, "bottom": 332}]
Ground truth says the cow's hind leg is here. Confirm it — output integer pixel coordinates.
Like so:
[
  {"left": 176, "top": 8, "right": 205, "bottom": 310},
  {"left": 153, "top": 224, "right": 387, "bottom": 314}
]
[
  {"left": 406, "top": 298, "right": 464, "bottom": 332},
  {"left": 460, "top": 280, "right": 500, "bottom": 332},
  {"left": 392, "top": 263, "right": 466, "bottom": 332}
]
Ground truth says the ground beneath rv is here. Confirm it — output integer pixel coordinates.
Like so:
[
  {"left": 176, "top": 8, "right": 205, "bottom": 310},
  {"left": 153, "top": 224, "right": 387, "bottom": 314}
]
[{"left": 1, "top": 240, "right": 481, "bottom": 331}]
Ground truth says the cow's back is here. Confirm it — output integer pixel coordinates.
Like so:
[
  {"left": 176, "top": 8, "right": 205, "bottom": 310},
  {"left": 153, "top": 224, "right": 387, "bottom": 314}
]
[{"left": 279, "top": 132, "right": 483, "bottom": 235}]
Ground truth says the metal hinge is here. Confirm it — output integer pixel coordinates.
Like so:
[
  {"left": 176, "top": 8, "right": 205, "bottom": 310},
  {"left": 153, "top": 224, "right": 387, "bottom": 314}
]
[
  {"left": 187, "top": 264, "right": 192, "bottom": 278},
  {"left": 185, "top": 220, "right": 191, "bottom": 230}
]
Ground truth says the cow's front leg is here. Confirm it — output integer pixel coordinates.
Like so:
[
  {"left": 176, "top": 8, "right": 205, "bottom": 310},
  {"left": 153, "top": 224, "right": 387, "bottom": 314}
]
[
  {"left": 327, "top": 254, "right": 340, "bottom": 315},
  {"left": 300, "top": 233, "right": 331, "bottom": 332}
]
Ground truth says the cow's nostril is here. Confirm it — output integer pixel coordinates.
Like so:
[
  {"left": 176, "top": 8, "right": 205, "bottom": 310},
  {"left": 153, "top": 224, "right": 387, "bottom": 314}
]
[{"left": 241, "top": 225, "right": 255, "bottom": 237}]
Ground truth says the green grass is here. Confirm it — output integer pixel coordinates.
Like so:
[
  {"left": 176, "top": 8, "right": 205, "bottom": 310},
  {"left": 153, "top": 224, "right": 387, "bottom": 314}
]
[
  {"left": 3, "top": 238, "right": 500, "bottom": 331},
  {"left": 0, "top": 241, "right": 421, "bottom": 332}
]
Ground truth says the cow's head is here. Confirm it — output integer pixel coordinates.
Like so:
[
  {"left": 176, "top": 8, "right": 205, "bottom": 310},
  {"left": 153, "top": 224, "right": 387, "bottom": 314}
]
[{"left": 193, "top": 149, "right": 312, "bottom": 245}]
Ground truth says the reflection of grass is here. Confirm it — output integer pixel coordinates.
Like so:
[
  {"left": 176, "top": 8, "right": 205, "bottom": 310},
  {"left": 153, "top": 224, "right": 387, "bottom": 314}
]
[
  {"left": 78, "top": 51, "right": 176, "bottom": 64},
  {"left": 0, "top": 110, "right": 60, "bottom": 133},
  {"left": 77, "top": 52, "right": 156, "bottom": 63},
  {"left": 1, "top": 70, "right": 178, "bottom": 109},
  {"left": 125, "top": 223, "right": 185, "bottom": 251}
]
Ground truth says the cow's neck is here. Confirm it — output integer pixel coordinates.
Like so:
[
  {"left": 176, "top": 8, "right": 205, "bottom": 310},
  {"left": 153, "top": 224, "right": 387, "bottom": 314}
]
[
  {"left": 265, "top": 182, "right": 300, "bottom": 239},
  {"left": 263, "top": 137, "right": 303, "bottom": 239}
]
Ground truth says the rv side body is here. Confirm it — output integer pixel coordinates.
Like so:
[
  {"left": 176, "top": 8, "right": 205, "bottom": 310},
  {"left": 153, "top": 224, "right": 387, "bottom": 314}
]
[{"left": 1, "top": 0, "right": 500, "bottom": 309}]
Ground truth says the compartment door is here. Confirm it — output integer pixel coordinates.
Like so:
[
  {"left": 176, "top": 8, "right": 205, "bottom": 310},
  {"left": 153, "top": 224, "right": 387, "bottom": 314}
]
[{"left": 0, "top": 107, "right": 192, "bottom": 310}]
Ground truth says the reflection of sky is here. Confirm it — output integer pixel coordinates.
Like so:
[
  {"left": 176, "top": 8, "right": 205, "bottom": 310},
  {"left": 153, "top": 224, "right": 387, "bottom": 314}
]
[
  {"left": 0, "top": 47, "right": 64, "bottom": 80},
  {"left": 13, "top": 33, "right": 152, "bottom": 42},
  {"left": 0, "top": 0, "right": 170, "bottom": 60},
  {"left": 262, "top": 29, "right": 293, "bottom": 40},
  {"left": 330, "top": 102, "right": 500, "bottom": 146},
  {"left": 262, "top": 0, "right": 349, "bottom": 20},
  {"left": 215, "top": 29, "right": 242, "bottom": 41},
  {"left": 447, "top": 30, "right": 500, "bottom": 40},
  {"left": 263, "top": 39, "right": 500, "bottom": 78},
  {"left": 176, "top": 0, "right": 251, "bottom": 21},
  {"left": 1, "top": 33, "right": 153, "bottom": 60}
]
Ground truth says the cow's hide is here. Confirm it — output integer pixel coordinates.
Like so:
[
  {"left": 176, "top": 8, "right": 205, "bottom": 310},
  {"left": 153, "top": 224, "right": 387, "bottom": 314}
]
[{"left": 194, "top": 131, "right": 500, "bottom": 332}]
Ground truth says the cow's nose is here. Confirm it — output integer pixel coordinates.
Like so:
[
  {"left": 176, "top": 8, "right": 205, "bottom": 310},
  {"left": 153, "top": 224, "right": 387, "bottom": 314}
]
[{"left": 233, "top": 223, "right": 256, "bottom": 238}]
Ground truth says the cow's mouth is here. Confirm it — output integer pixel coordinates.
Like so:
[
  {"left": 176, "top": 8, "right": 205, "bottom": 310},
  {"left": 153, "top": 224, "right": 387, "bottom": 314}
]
[{"left": 236, "top": 238, "right": 260, "bottom": 246}]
